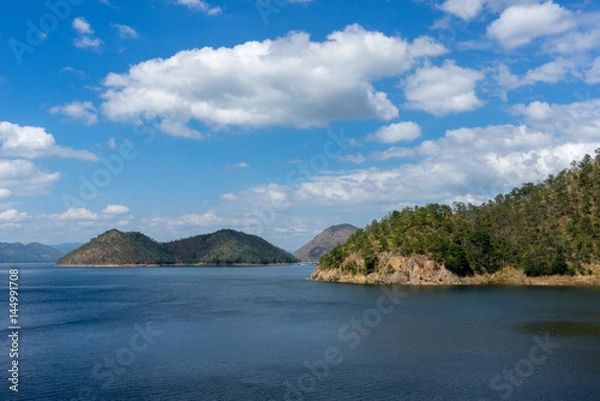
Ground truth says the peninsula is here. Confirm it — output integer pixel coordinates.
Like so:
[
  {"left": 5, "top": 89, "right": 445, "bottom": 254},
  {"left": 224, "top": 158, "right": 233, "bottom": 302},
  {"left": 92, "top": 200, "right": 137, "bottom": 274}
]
[{"left": 310, "top": 153, "right": 600, "bottom": 286}]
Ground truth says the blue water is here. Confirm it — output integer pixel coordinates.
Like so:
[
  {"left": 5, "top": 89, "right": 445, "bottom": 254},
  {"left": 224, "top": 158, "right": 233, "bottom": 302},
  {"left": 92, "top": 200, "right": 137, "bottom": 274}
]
[{"left": 1, "top": 263, "right": 599, "bottom": 401}]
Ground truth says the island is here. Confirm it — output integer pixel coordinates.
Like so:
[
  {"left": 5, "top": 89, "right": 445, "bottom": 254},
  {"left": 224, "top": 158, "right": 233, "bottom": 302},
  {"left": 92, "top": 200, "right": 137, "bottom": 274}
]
[
  {"left": 310, "top": 153, "right": 600, "bottom": 286},
  {"left": 56, "top": 228, "right": 299, "bottom": 266}
]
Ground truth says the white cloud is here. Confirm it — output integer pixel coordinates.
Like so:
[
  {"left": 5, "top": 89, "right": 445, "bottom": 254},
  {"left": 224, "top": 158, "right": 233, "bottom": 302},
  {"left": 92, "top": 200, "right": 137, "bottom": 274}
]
[
  {"left": 72, "top": 17, "right": 103, "bottom": 51},
  {"left": 370, "top": 147, "right": 415, "bottom": 161},
  {"left": 220, "top": 193, "right": 238, "bottom": 201},
  {"left": 72, "top": 17, "right": 94, "bottom": 35},
  {"left": 404, "top": 60, "right": 484, "bottom": 116},
  {"left": 53, "top": 207, "right": 99, "bottom": 221},
  {"left": 220, "top": 97, "right": 600, "bottom": 212},
  {"left": 146, "top": 211, "right": 222, "bottom": 228},
  {"left": 547, "top": 29, "right": 600, "bottom": 55},
  {"left": 100, "top": 25, "right": 446, "bottom": 136},
  {"left": 60, "top": 66, "right": 85, "bottom": 77},
  {"left": 512, "top": 98, "right": 600, "bottom": 138},
  {"left": 487, "top": 1, "right": 575, "bottom": 49},
  {"left": 74, "top": 36, "right": 103, "bottom": 50},
  {"left": 49, "top": 101, "right": 98, "bottom": 126},
  {"left": 0, "top": 189, "right": 12, "bottom": 199},
  {"left": 497, "top": 58, "right": 577, "bottom": 92},
  {"left": 227, "top": 162, "right": 249, "bottom": 170},
  {"left": 439, "top": 0, "right": 485, "bottom": 20},
  {"left": 366, "top": 122, "right": 421, "bottom": 143},
  {"left": 338, "top": 153, "right": 367, "bottom": 164},
  {"left": 0, "top": 122, "right": 98, "bottom": 161},
  {"left": 0, "top": 159, "right": 60, "bottom": 196},
  {"left": 111, "top": 23, "right": 139, "bottom": 39},
  {"left": 586, "top": 57, "right": 600, "bottom": 84},
  {"left": 102, "top": 205, "right": 130, "bottom": 215},
  {"left": 174, "top": 0, "right": 222, "bottom": 15},
  {"left": 0, "top": 209, "right": 28, "bottom": 222}
]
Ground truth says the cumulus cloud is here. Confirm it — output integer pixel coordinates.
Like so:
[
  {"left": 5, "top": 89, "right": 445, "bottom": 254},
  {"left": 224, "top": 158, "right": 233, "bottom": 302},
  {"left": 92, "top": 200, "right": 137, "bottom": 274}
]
[
  {"left": 102, "top": 205, "right": 130, "bottom": 215},
  {"left": 404, "top": 60, "right": 484, "bottom": 116},
  {"left": 0, "top": 159, "right": 60, "bottom": 196},
  {"left": 439, "top": 0, "right": 485, "bottom": 20},
  {"left": 100, "top": 25, "right": 446, "bottom": 136},
  {"left": 366, "top": 122, "right": 421, "bottom": 143},
  {"left": 49, "top": 101, "right": 98, "bottom": 125},
  {"left": 0, "top": 122, "right": 98, "bottom": 161},
  {"left": 146, "top": 211, "right": 222, "bottom": 229},
  {"left": 0, "top": 209, "right": 28, "bottom": 222},
  {"left": 72, "top": 17, "right": 94, "bottom": 35},
  {"left": 220, "top": 98, "right": 600, "bottom": 211},
  {"left": 496, "top": 58, "right": 577, "bottom": 92},
  {"left": 72, "top": 17, "right": 103, "bottom": 51},
  {"left": 544, "top": 27, "right": 600, "bottom": 55},
  {"left": 487, "top": 1, "right": 575, "bottom": 49},
  {"left": 512, "top": 98, "right": 600, "bottom": 138},
  {"left": 52, "top": 207, "right": 99, "bottom": 221}
]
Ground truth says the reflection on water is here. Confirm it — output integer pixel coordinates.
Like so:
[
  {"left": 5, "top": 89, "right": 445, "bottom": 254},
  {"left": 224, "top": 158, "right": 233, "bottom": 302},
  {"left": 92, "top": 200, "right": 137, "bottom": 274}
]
[
  {"left": 1, "top": 263, "right": 599, "bottom": 401},
  {"left": 514, "top": 321, "right": 600, "bottom": 337}
]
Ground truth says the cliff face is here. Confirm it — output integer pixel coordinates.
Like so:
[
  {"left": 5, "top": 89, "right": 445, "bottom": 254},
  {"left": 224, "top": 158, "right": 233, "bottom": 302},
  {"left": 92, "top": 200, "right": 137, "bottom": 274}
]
[
  {"left": 309, "top": 251, "right": 600, "bottom": 286},
  {"left": 294, "top": 224, "right": 358, "bottom": 262},
  {"left": 309, "top": 252, "right": 463, "bottom": 285}
]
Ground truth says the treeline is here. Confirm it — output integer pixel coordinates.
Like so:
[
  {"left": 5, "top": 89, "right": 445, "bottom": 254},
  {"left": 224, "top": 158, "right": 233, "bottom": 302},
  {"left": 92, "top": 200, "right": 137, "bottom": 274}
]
[{"left": 320, "top": 152, "right": 600, "bottom": 277}]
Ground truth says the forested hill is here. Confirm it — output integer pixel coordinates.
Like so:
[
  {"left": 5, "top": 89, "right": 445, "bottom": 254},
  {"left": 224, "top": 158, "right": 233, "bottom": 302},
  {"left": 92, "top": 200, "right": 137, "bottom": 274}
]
[
  {"left": 57, "top": 229, "right": 298, "bottom": 266},
  {"left": 314, "top": 152, "right": 600, "bottom": 282}
]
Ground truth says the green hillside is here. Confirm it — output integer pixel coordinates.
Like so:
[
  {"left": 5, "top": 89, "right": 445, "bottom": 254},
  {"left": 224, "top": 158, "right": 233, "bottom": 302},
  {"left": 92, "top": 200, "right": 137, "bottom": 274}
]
[
  {"left": 56, "top": 228, "right": 298, "bottom": 266},
  {"left": 56, "top": 229, "right": 174, "bottom": 266},
  {"left": 165, "top": 229, "right": 298, "bottom": 265},
  {"left": 317, "top": 152, "right": 600, "bottom": 278}
]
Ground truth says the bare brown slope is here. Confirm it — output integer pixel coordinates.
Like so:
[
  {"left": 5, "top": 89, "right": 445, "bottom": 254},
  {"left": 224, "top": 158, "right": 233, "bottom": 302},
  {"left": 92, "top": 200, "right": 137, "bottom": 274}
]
[{"left": 293, "top": 224, "right": 359, "bottom": 262}]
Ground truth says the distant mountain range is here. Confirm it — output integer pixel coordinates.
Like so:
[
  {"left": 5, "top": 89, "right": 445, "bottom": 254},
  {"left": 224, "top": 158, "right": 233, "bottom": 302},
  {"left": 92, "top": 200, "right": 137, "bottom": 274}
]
[
  {"left": 0, "top": 242, "right": 81, "bottom": 263},
  {"left": 294, "top": 224, "right": 359, "bottom": 262},
  {"left": 56, "top": 228, "right": 299, "bottom": 266}
]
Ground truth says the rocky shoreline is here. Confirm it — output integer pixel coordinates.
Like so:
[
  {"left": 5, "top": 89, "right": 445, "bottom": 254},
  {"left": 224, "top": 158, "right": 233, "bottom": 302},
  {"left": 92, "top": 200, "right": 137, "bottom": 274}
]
[{"left": 309, "top": 253, "right": 600, "bottom": 286}]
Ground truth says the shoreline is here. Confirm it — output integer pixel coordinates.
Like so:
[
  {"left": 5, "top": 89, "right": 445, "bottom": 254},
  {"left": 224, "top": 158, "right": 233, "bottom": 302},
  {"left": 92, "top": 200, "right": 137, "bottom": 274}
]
[
  {"left": 55, "top": 263, "right": 301, "bottom": 268},
  {"left": 309, "top": 255, "right": 600, "bottom": 287}
]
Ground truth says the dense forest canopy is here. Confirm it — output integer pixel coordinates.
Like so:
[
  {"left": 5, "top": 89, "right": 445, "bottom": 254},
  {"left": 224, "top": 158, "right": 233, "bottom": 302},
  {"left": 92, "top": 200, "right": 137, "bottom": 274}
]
[{"left": 320, "top": 151, "right": 600, "bottom": 277}]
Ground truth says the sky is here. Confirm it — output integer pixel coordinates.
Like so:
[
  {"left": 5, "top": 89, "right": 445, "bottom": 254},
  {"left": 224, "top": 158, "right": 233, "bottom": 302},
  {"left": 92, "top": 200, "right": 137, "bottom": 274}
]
[{"left": 0, "top": 0, "right": 599, "bottom": 251}]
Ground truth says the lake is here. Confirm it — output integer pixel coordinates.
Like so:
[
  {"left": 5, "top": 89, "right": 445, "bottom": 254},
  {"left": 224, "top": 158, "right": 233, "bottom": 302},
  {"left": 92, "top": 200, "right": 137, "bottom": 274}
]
[{"left": 2, "top": 263, "right": 599, "bottom": 401}]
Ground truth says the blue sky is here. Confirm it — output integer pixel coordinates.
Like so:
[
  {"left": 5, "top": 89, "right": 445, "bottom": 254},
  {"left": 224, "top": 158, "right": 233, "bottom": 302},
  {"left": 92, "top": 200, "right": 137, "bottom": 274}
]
[{"left": 1, "top": 0, "right": 599, "bottom": 251}]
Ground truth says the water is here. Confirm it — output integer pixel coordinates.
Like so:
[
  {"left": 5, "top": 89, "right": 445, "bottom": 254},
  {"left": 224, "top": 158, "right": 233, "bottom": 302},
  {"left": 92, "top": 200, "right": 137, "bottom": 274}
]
[{"left": 1, "top": 263, "right": 599, "bottom": 401}]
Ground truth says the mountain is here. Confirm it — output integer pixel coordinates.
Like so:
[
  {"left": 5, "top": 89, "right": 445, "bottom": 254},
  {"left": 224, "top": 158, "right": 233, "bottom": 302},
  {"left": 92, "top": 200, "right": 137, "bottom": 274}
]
[
  {"left": 50, "top": 242, "right": 83, "bottom": 254},
  {"left": 294, "top": 224, "right": 359, "bottom": 262},
  {"left": 56, "top": 228, "right": 299, "bottom": 266},
  {"left": 56, "top": 229, "right": 173, "bottom": 266},
  {"left": 0, "top": 242, "right": 65, "bottom": 263},
  {"left": 311, "top": 152, "right": 600, "bottom": 285}
]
